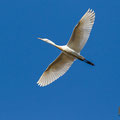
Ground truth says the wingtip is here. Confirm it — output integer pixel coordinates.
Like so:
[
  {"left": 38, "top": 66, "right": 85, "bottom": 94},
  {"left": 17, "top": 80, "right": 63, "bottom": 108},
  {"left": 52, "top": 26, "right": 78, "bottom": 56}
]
[
  {"left": 87, "top": 8, "right": 95, "bottom": 13},
  {"left": 37, "top": 81, "right": 47, "bottom": 87}
]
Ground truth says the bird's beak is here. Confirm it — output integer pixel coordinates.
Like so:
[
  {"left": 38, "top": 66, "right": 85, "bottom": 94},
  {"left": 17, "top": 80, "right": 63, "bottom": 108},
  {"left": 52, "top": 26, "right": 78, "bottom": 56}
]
[{"left": 37, "top": 37, "right": 42, "bottom": 40}]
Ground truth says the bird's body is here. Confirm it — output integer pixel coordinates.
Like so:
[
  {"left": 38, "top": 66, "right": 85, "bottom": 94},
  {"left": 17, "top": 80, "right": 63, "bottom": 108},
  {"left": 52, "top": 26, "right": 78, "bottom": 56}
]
[
  {"left": 37, "top": 9, "right": 95, "bottom": 86},
  {"left": 53, "top": 45, "right": 79, "bottom": 59}
]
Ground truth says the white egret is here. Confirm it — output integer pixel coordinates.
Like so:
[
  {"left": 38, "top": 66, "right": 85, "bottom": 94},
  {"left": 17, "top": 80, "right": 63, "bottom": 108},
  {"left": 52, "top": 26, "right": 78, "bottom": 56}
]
[{"left": 37, "top": 9, "right": 95, "bottom": 87}]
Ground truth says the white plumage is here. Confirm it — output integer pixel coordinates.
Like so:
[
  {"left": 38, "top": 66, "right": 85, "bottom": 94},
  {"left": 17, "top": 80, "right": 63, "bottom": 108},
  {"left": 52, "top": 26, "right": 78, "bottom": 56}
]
[
  {"left": 37, "top": 53, "right": 75, "bottom": 86},
  {"left": 37, "top": 9, "right": 95, "bottom": 87},
  {"left": 67, "top": 9, "right": 95, "bottom": 52}
]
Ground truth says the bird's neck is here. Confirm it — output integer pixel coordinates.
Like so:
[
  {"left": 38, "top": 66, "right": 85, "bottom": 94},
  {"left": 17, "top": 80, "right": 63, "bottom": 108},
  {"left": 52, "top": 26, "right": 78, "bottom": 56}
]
[
  {"left": 46, "top": 40, "right": 63, "bottom": 51},
  {"left": 52, "top": 44, "right": 62, "bottom": 51}
]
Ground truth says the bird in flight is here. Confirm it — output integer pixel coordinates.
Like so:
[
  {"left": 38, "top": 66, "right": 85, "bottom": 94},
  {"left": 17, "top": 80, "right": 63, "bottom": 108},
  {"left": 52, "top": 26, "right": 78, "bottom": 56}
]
[{"left": 37, "top": 8, "right": 95, "bottom": 87}]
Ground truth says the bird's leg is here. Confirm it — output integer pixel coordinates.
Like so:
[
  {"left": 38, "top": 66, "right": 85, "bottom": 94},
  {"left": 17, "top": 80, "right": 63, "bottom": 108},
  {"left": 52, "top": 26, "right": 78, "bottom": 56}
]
[{"left": 77, "top": 55, "right": 95, "bottom": 66}]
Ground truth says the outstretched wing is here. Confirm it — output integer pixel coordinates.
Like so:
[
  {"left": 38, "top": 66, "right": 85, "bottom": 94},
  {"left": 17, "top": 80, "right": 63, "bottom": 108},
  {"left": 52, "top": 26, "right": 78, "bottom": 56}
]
[
  {"left": 67, "top": 9, "right": 95, "bottom": 53},
  {"left": 37, "top": 52, "right": 75, "bottom": 87}
]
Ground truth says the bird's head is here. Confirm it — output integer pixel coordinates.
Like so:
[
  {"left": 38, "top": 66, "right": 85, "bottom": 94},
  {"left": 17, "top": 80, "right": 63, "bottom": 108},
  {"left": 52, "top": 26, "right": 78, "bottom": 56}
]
[
  {"left": 37, "top": 37, "right": 55, "bottom": 45},
  {"left": 37, "top": 37, "right": 49, "bottom": 42}
]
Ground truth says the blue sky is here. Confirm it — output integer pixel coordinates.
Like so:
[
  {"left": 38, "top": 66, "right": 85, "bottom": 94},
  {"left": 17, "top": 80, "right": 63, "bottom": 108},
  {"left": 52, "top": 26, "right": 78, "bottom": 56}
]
[{"left": 0, "top": 0, "right": 120, "bottom": 120}]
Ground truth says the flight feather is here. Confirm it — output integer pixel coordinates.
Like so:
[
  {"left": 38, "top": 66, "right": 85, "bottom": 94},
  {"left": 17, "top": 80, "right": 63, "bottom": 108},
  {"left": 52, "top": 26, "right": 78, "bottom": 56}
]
[
  {"left": 37, "top": 53, "right": 75, "bottom": 86},
  {"left": 67, "top": 9, "right": 95, "bottom": 52}
]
